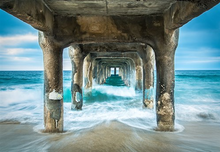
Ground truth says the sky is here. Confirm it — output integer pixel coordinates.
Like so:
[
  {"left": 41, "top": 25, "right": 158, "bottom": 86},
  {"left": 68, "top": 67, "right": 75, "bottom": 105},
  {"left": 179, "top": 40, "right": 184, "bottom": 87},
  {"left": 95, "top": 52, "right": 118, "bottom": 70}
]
[{"left": 0, "top": 4, "right": 220, "bottom": 71}]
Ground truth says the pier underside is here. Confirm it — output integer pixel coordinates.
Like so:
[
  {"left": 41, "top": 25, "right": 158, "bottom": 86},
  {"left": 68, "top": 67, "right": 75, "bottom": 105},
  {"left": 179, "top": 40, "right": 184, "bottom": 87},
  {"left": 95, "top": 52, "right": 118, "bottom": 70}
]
[{"left": 0, "top": 0, "right": 219, "bottom": 132}]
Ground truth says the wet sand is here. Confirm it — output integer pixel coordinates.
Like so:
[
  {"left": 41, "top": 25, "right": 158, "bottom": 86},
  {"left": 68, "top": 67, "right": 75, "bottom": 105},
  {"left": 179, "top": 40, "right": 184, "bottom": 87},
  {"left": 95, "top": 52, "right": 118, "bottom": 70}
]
[{"left": 0, "top": 121, "right": 220, "bottom": 152}]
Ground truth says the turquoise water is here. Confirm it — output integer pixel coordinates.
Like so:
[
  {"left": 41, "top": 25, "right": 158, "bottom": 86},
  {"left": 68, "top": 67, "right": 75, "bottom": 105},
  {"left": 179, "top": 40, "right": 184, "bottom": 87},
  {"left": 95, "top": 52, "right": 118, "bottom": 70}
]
[
  {"left": 0, "top": 70, "right": 220, "bottom": 131},
  {"left": 105, "top": 75, "right": 126, "bottom": 86}
]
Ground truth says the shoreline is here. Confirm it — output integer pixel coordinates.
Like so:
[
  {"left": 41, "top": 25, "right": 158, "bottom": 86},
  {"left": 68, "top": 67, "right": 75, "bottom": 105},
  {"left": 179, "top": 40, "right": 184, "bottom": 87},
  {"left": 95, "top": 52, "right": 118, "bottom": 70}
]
[{"left": 1, "top": 120, "right": 220, "bottom": 152}]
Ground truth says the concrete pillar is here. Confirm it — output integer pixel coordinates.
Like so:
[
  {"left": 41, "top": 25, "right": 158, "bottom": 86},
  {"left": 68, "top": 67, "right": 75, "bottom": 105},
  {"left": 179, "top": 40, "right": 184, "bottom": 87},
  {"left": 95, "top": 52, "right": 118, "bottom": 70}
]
[
  {"left": 135, "top": 65, "right": 142, "bottom": 90},
  {"left": 122, "top": 65, "right": 126, "bottom": 84},
  {"left": 154, "top": 29, "right": 179, "bottom": 131},
  {"left": 84, "top": 54, "right": 93, "bottom": 89},
  {"left": 119, "top": 68, "right": 122, "bottom": 78},
  {"left": 106, "top": 66, "right": 109, "bottom": 77},
  {"left": 108, "top": 66, "right": 111, "bottom": 77},
  {"left": 39, "top": 32, "right": 63, "bottom": 132},
  {"left": 124, "top": 63, "right": 130, "bottom": 86},
  {"left": 142, "top": 46, "right": 155, "bottom": 109},
  {"left": 114, "top": 67, "right": 116, "bottom": 75},
  {"left": 104, "top": 65, "right": 108, "bottom": 80},
  {"left": 127, "top": 61, "right": 131, "bottom": 86},
  {"left": 96, "top": 61, "right": 102, "bottom": 84},
  {"left": 104, "top": 65, "right": 107, "bottom": 82},
  {"left": 99, "top": 64, "right": 104, "bottom": 84},
  {"left": 92, "top": 59, "right": 97, "bottom": 83},
  {"left": 69, "top": 45, "right": 85, "bottom": 110},
  {"left": 92, "top": 59, "right": 100, "bottom": 84},
  {"left": 102, "top": 65, "right": 105, "bottom": 83},
  {"left": 130, "top": 60, "right": 136, "bottom": 88},
  {"left": 125, "top": 63, "right": 129, "bottom": 86},
  {"left": 103, "top": 65, "right": 106, "bottom": 82},
  {"left": 98, "top": 63, "right": 102, "bottom": 84}
]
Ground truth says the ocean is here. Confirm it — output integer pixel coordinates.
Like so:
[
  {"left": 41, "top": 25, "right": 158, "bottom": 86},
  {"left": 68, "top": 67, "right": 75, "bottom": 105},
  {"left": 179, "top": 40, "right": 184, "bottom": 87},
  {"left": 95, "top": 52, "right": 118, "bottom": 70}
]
[{"left": 0, "top": 70, "right": 220, "bottom": 151}]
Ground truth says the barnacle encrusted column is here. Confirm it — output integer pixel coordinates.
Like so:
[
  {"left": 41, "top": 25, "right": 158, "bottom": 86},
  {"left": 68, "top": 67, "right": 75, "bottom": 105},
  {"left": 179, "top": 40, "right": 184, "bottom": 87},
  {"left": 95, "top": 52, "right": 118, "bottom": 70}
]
[
  {"left": 138, "top": 46, "right": 155, "bottom": 109},
  {"left": 69, "top": 45, "right": 86, "bottom": 110},
  {"left": 154, "top": 29, "right": 179, "bottom": 131},
  {"left": 39, "top": 31, "right": 63, "bottom": 132}
]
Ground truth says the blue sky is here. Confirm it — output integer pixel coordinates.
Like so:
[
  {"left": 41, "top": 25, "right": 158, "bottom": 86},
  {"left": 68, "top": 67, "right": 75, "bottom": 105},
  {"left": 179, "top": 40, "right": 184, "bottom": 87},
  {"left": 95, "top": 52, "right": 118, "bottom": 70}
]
[{"left": 0, "top": 4, "right": 220, "bottom": 70}]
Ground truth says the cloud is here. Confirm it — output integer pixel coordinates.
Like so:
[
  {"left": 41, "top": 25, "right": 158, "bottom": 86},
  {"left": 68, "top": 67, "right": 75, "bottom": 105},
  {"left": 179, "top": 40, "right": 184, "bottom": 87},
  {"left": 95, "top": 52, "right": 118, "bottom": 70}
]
[
  {"left": 9, "top": 56, "right": 32, "bottom": 62},
  {"left": 0, "top": 33, "right": 42, "bottom": 70},
  {"left": 0, "top": 56, "right": 32, "bottom": 62},
  {"left": 175, "top": 47, "right": 220, "bottom": 69},
  {"left": 176, "top": 47, "right": 220, "bottom": 56},
  {"left": 0, "top": 48, "right": 39, "bottom": 55},
  {"left": 0, "top": 33, "right": 38, "bottom": 47},
  {"left": 180, "top": 57, "right": 220, "bottom": 64},
  {"left": 63, "top": 59, "right": 71, "bottom": 70}
]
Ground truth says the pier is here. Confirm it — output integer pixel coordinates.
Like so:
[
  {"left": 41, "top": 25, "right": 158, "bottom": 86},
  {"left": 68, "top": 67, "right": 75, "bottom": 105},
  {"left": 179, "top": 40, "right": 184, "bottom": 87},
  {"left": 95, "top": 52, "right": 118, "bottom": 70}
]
[{"left": 1, "top": 0, "right": 219, "bottom": 132}]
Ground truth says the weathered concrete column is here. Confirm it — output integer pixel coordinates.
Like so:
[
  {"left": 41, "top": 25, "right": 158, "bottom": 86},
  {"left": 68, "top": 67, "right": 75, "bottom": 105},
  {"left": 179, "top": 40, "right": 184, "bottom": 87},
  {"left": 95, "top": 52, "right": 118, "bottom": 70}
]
[
  {"left": 154, "top": 29, "right": 179, "bottom": 131},
  {"left": 92, "top": 59, "right": 99, "bottom": 84},
  {"left": 102, "top": 64, "right": 107, "bottom": 83},
  {"left": 97, "top": 63, "right": 102, "bottom": 84},
  {"left": 139, "top": 46, "right": 155, "bottom": 109},
  {"left": 126, "top": 62, "right": 130, "bottom": 86},
  {"left": 122, "top": 65, "right": 127, "bottom": 84},
  {"left": 84, "top": 54, "right": 93, "bottom": 89},
  {"left": 99, "top": 64, "right": 104, "bottom": 84},
  {"left": 104, "top": 65, "right": 108, "bottom": 80},
  {"left": 69, "top": 45, "right": 85, "bottom": 110},
  {"left": 96, "top": 61, "right": 102, "bottom": 84},
  {"left": 128, "top": 60, "right": 135, "bottom": 87},
  {"left": 107, "top": 66, "right": 111, "bottom": 77},
  {"left": 101, "top": 64, "right": 106, "bottom": 83},
  {"left": 114, "top": 67, "right": 116, "bottom": 75},
  {"left": 106, "top": 66, "right": 109, "bottom": 77},
  {"left": 39, "top": 32, "right": 63, "bottom": 132},
  {"left": 135, "top": 65, "right": 142, "bottom": 90},
  {"left": 119, "top": 68, "right": 122, "bottom": 77},
  {"left": 130, "top": 60, "right": 136, "bottom": 88}
]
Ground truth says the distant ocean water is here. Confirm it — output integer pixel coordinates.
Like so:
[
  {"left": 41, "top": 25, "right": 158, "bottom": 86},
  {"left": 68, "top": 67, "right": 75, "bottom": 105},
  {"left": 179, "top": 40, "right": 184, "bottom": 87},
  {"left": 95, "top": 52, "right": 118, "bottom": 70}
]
[{"left": 0, "top": 70, "right": 220, "bottom": 131}]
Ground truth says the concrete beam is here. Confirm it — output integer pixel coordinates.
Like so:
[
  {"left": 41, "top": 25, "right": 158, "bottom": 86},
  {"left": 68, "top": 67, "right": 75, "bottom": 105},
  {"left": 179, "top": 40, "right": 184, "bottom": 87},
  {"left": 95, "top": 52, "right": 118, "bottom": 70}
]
[
  {"left": 51, "top": 15, "right": 163, "bottom": 45},
  {"left": 165, "top": 0, "right": 220, "bottom": 30},
  {"left": 1, "top": 1, "right": 218, "bottom": 43},
  {"left": 45, "top": 0, "right": 176, "bottom": 16},
  {"left": 0, "top": 0, "right": 54, "bottom": 32}
]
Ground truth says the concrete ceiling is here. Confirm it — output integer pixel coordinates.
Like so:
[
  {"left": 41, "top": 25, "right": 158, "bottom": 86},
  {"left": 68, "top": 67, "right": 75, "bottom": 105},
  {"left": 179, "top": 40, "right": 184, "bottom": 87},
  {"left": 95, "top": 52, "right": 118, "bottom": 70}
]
[
  {"left": 95, "top": 57, "right": 134, "bottom": 67},
  {"left": 44, "top": 0, "right": 176, "bottom": 16},
  {"left": 1, "top": 0, "right": 219, "bottom": 46}
]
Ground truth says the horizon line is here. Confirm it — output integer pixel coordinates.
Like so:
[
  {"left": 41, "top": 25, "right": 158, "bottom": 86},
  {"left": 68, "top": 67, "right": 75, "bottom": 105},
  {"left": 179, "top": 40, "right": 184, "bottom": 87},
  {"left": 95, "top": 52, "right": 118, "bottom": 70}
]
[{"left": 1, "top": 69, "right": 220, "bottom": 72}]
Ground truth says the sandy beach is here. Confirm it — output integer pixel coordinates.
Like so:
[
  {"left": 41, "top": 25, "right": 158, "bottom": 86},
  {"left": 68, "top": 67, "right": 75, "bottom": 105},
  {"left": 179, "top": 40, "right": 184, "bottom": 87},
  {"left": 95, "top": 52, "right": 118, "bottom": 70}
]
[{"left": 0, "top": 121, "right": 219, "bottom": 152}]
